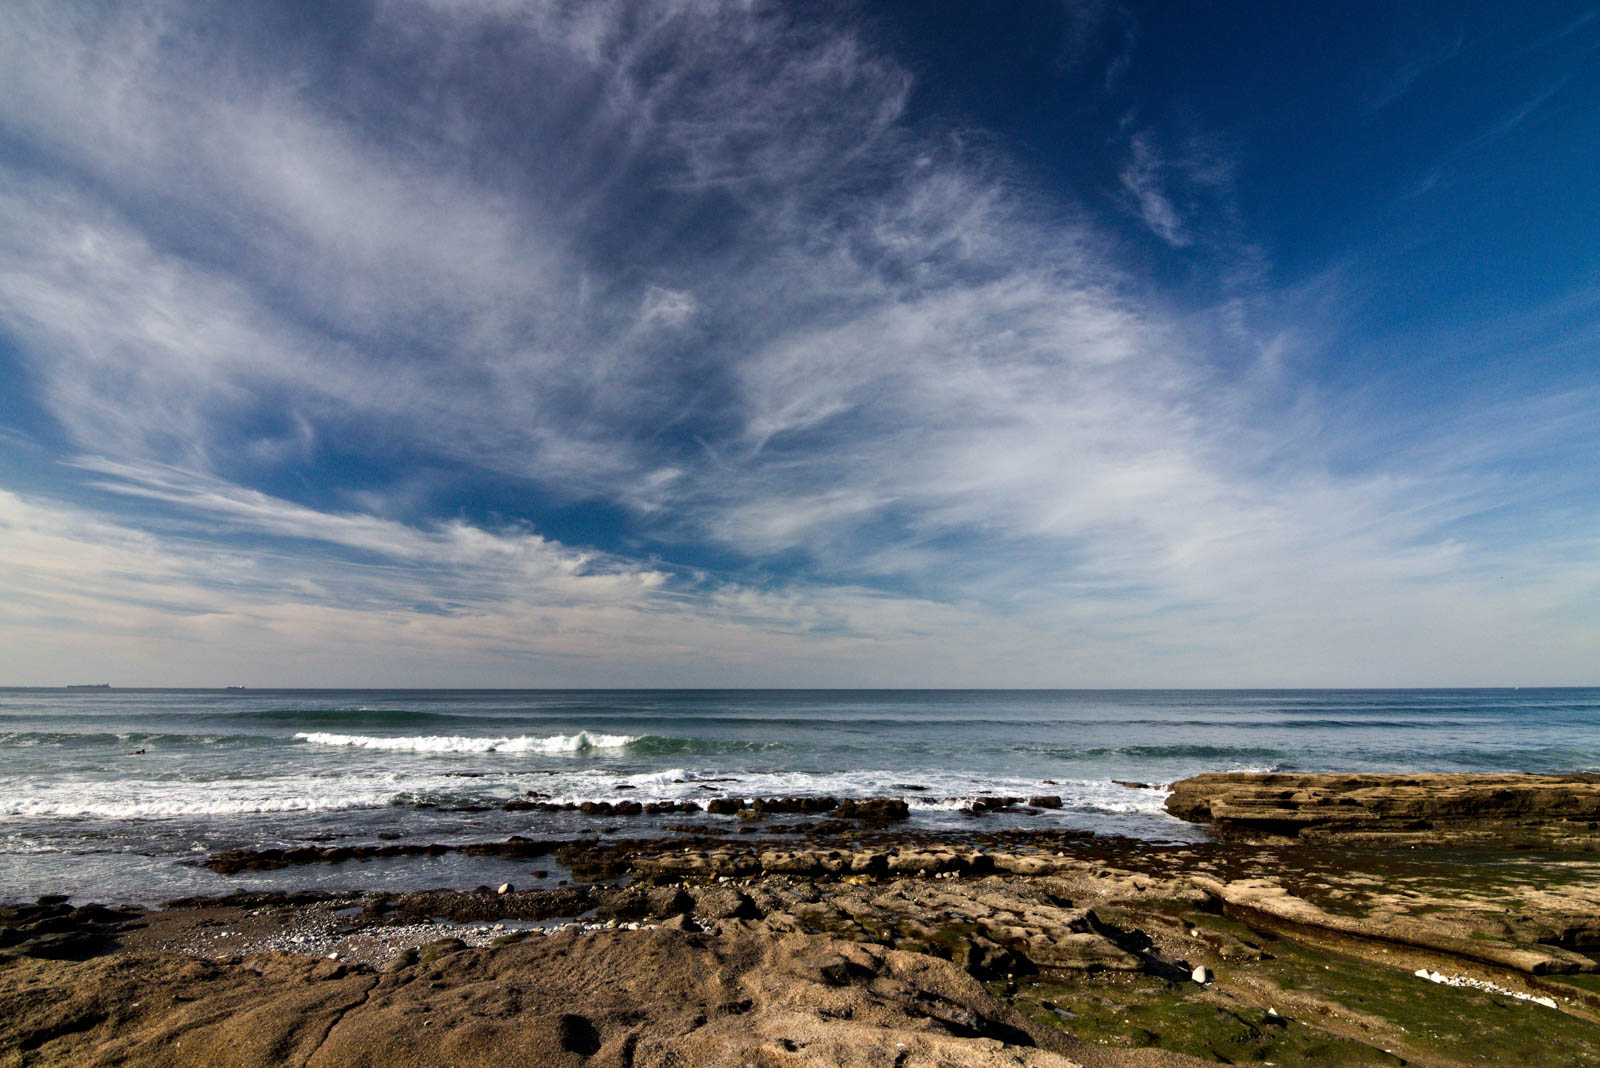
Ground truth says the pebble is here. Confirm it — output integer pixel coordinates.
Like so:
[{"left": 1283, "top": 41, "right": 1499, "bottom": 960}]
[{"left": 1413, "top": 969, "right": 1559, "bottom": 1009}]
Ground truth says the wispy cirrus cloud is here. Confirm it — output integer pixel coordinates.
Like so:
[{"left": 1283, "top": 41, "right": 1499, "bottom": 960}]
[
  {"left": 0, "top": 0, "right": 1595, "bottom": 685},
  {"left": 1119, "top": 132, "right": 1192, "bottom": 247}
]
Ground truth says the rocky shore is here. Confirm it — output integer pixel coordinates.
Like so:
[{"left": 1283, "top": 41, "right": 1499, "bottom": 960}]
[
  {"left": 1164, "top": 771, "right": 1600, "bottom": 848},
  {"left": 6, "top": 774, "right": 1600, "bottom": 1066}
]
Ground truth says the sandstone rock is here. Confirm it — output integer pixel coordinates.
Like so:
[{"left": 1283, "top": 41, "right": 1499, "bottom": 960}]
[
  {"left": 990, "top": 853, "right": 1062, "bottom": 876},
  {"left": 1214, "top": 878, "right": 1598, "bottom": 975},
  {"left": 693, "top": 886, "right": 762, "bottom": 920},
  {"left": 1165, "top": 772, "right": 1600, "bottom": 848},
  {"left": 0, "top": 927, "right": 1084, "bottom": 1068}
]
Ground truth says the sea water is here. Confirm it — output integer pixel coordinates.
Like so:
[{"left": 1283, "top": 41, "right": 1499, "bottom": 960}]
[{"left": 3, "top": 688, "right": 1596, "bottom": 903}]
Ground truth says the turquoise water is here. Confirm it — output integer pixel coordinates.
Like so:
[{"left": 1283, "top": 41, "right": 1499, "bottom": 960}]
[{"left": 3, "top": 688, "right": 1597, "bottom": 903}]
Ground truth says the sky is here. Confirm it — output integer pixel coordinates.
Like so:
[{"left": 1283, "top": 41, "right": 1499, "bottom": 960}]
[{"left": 0, "top": 0, "right": 1597, "bottom": 688}]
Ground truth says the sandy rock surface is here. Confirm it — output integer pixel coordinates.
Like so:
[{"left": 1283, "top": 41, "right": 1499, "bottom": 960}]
[{"left": 0, "top": 923, "right": 1211, "bottom": 1067}]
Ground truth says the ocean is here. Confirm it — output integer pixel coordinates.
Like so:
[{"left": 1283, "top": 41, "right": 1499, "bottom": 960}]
[{"left": 3, "top": 688, "right": 1597, "bottom": 904}]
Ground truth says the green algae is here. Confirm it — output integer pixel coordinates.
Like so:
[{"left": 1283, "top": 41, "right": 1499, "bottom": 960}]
[
  {"left": 1242, "top": 930, "right": 1600, "bottom": 1065},
  {"left": 1003, "top": 973, "right": 1401, "bottom": 1064}
]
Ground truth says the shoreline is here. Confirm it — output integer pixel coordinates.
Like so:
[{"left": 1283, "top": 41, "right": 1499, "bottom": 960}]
[{"left": 5, "top": 773, "right": 1600, "bottom": 1065}]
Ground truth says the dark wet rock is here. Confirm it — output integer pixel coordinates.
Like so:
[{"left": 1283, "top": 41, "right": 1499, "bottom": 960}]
[
  {"left": 751, "top": 796, "right": 839, "bottom": 814},
  {"left": 0, "top": 900, "right": 142, "bottom": 962},
  {"left": 555, "top": 840, "right": 634, "bottom": 880},
  {"left": 961, "top": 936, "right": 1031, "bottom": 980},
  {"left": 514, "top": 801, "right": 580, "bottom": 813},
  {"left": 1028, "top": 796, "right": 1063, "bottom": 809},
  {"left": 456, "top": 836, "right": 558, "bottom": 858},
  {"left": 645, "top": 800, "right": 702, "bottom": 813},
  {"left": 1112, "top": 780, "right": 1152, "bottom": 790},
  {"left": 706, "top": 798, "right": 746, "bottom": 815},
  {"left": 965, "top": 796, "right": 1025, "bottom": 816},
  {"left": 579, "top": 800, "right": 644, "bottom": 816},
  {"left": 835, "top": 798, "right": 910, "bottom": 823},
  {"left": 202, "top": 836, "right": 558, "bottom": 873}
]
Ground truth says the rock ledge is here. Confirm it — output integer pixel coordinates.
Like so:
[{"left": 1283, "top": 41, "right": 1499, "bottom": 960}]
[{"left": 1165, "top": 772, "right": 1600, "bottom": 848}]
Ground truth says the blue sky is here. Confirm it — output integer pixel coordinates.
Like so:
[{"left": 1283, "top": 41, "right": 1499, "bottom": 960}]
[{"left": 0, "top": 0, "right": 1596, "bottom": 686}]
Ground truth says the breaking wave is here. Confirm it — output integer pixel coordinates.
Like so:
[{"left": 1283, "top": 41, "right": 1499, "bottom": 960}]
[{"left": 294, "top": 730, "right": 642, "bottom": 754}]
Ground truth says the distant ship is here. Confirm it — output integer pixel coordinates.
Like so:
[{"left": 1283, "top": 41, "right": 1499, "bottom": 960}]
[
  {"left": 224, "top": 685, "right": 247, "bottom": 691},
  {"left": 65, "top": 683, "right": 111, "bottom": 689}
]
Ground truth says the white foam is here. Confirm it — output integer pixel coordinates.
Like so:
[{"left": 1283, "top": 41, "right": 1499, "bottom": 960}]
[
  {"left": 0, "top": 774, "right": 438, "bottom": 818},
  {"left": 1, "top": 758, "right": 1177, "bottom": 825},
  {"left": 897, "top": 781, "right": 1171, "bottom": 816},
  {"left": 617, "top": 767, "right": 694, "bottom": 786},
  {"left": 294, "top": 731, "right": 639, "bottom": 754},
  {"left": 516, "top": 769, "right": 1176, "bottom": 817}
]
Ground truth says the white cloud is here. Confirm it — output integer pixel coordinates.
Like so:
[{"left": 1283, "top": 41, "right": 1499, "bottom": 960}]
[
  {"left": 2, "top": 475, "right": 1594, "bottom": 687},
  {"left": 1119, "top": 133, "right": 1190, "bottom": 246},
  {"left": 0, "top": 1, "right": 1595, "bottom": 684}
]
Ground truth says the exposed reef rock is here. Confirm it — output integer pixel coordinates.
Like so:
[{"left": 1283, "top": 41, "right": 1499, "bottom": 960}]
[
  {"left": 0, "top": 899, "right": 143, "bottom": 962},
  {"left": 12, "top": 814, "right": 1600, "bottom": 1066},
  {"left": 18, "top": 775, "right": 1600, "bottom": 1065},
  {"left": 201, "top": 836, "right": 559, "bottom": 874},
  {"left": 1165, "top": 772, "right": 1600, "bottom": 848}
]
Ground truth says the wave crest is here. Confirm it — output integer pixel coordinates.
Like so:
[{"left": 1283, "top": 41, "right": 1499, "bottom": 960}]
[{"left": 294, "top": 730, "right": 641, "bottom": 754}]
